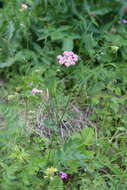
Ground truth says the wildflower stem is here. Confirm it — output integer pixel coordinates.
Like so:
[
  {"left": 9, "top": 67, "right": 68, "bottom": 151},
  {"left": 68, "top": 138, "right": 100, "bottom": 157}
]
[{"left": 58, "top": 96, "right": 70, "bottom": 126}]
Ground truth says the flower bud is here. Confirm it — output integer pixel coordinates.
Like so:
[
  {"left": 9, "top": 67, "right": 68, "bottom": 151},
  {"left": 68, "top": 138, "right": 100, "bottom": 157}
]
[
  {"left": 21, "top": 4, "right": 28, "bottom": 10},
  {"left": 111, "top": 46, "right": 119, "bottom": 53}
]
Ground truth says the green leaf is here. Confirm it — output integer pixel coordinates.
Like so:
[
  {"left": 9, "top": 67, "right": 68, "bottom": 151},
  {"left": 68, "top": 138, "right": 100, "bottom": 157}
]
[
  {"left": 48, "top": 176, "right": 63, "bottom": 190},
  {"left": 7, "top": 21, "right": 15, "bottom": 40},
  {"left": 0, "top": 58, "right": 15, "bottom": 68},
  {"left": 62, "top": 38, "right": 73, "bottom": 51},
  {"left": 80, "top": 128, "right": 95, "bottom": 145}
]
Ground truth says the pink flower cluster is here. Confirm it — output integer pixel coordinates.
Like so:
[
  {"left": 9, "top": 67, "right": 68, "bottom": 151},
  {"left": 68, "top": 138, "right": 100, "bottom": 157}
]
[
  {"left": 32, "top": 88, "right": 43, "bottom": 95},
  {"left": 57, "top": 51, "right": 78, "bottom": 67}
]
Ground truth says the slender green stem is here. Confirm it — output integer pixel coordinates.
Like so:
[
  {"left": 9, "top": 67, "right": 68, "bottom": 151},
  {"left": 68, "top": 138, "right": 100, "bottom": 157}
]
[{"left": 58, "top": 96, "right": 70, "bottom": 125}]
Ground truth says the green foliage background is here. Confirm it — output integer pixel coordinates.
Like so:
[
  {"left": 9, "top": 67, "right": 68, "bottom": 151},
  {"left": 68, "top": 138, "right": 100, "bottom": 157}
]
[
  {"left": 1, "top": 0, "right": 127, "bottom": 189},
  {"left": 0, "top": 0, "right": 127, "bottom": 72}
]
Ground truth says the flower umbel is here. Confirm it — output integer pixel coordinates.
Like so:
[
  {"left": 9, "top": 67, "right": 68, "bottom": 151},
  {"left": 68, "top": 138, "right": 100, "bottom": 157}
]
[
  {"left": 32, "top": 88, "right": 43, "bottom": 95},
  {"left": 57, "top": 51, "right": 78, "bottom": 67},
  {"left": 59, "top": 171, "right": 68, "bottom": 179},
  {"left": 44, "top": 167, "right": 57, "bottom": 180}
]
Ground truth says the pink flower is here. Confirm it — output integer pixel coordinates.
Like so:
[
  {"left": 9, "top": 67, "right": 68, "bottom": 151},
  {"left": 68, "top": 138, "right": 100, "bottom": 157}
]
[
  {"left": 32, "top": 88, "right": 43, "bottom": 95},
  {"left": 21, "top": 4, "right": 28, "bottom": 9},
  {"left": 57, "top": 51, "right": 78, "bottom": 67},
  {"left": 59, "top": 171, "right": 68, "bottom": 179}
]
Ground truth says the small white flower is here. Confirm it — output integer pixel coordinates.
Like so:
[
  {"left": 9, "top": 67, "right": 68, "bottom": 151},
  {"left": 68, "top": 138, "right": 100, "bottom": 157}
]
[{"left": 21, "top": 4, "right": 28, "bottom": 10}]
